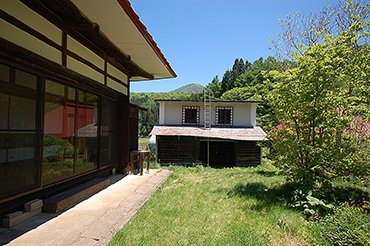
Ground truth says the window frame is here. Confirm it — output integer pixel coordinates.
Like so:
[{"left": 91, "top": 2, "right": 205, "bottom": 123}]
[
  {"left": 182, "top": 106, "right": 200, "bottom": 125},
  {"left": 216, "top": 106, "right": 233, "bottom": 126}
]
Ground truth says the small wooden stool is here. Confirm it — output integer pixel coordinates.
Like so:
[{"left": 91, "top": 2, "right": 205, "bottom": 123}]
[{"left": 129, "top": 150, "right": 151, "bottom": 175}]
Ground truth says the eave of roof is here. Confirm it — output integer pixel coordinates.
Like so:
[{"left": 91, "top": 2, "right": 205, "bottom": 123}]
[
  {"left": 129, "top": 103, "right": 148, "bottom": 111},
  {"left": 154, "top": 99, "right": 263, "bottom": 104},
  {"left": 24, "top": 0, "right": 176, "bottom": 81},
  {"left": 70, "top": 0, "right": 176, "bottom": 81},
  {"left": 116, "top": 0, "right": 177, "bottom": 80},
  {"left": 150, "top": 125, "right": 267, "bottom": 141}
]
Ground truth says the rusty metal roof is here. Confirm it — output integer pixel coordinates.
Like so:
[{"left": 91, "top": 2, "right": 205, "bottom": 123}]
[
  {"left": 150, "top": 125, "right": 267, "bottom": 141},
  {"left": 154, "top": 99, "right": 262, "bottom": 103}
]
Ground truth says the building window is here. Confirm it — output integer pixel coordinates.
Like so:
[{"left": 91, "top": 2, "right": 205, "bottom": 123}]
[
  {"left": 0, "top": 61, "right": 121, "bottom": 201},
  {"left": 182, "top": 106, "right": 199, "bottom": 125},
  {"left": 43, "top": 79, "right": 99, "bottom": 182},
  {"left": 0, "top": 64, "right": 39, "bottom": 199},
  {"left": 216, "top": 107, "right": 233, "bottom": 126}
]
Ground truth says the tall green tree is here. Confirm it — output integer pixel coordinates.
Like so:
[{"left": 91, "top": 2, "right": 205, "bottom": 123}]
[
  {"left": 220, "top": 70, "right": 233, "bottom": 95},
  {"left": 206, "top": 75, "right": 221, "bottom": 98},
  {"left": 267, "top": 6, "right": 370, "bottom": 188},
  {"left": 269, "top": 0, "right": 370, "bottom": 70},
  {"left": 220, "top": 58, "right": 250, "bottom": 95},
  {"left": 221, "top": 57, "right": 279, "bottom": 131}
]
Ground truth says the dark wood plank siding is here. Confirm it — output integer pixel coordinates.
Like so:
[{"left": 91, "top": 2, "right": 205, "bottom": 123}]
[
  {"left": 157, "top": 136, "right": 197, "bottom": 164},
  {"left": 199, "top": 141, "right": 235, "bottom": 168},
  {"left": 236, "top": 141, "right": 261, "bottom": 167}
]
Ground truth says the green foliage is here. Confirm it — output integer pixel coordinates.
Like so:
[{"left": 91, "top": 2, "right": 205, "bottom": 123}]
[
  {"left": 310, "top": 203, "right": 370, "bottom": 246},
  {"left": 267, "top": 7, "right": 370, "bottom": 188},
  {"left": 269, "top": 0, "right": 370, "bottom": 63},
  {"left": 43, "top": 134, "right": 74, "bottom": 158},
  {"left": 220, "top": 58, "right": 251, "bottom": 95},
  {"left": 206, "top": 75, "right": 222, "bottom": 98},
  {"left": 221, "top": 87, "right": 261, "bottom": 101},
  {"left": 289, "top": 187, "right": 333, "bottom": 217},
  {"left": 131, "top": 92, "right": 203, "bottom": 136},
  {"left": 219, "top": 57, "right": 279, "bottom": 132}
]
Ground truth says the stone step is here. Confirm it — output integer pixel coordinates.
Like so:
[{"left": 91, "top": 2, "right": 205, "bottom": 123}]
[
  {"left": 43, "top": 178, "right": 110, "bottom": 213},
  {"left": 3, "top": 199, "right": 43, "bottom": 228}
]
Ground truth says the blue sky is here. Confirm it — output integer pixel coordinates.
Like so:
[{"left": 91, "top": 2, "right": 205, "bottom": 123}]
[{"left": 129, "top": 0, "right": 341, "bottom": 93}]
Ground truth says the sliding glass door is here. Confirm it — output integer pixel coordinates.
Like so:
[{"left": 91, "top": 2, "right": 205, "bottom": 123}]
[
  {"left": 43, "top": 80, "right": 99, "bottom": 182},
  {"left": 0, "top": 64, "right": 39, "bottom": 199},
  {"left": 0, "top": 62, "right": 120, "bottom": 199}
]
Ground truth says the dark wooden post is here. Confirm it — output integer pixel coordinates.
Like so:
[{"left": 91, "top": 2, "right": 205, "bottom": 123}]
[{"left": 117, "top": 97, "right": 130, "bottom": 174}]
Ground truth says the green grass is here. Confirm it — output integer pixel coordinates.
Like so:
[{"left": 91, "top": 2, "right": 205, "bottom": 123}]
[
  {"left": 110, "top": 162, "right": 310, "bottom": 245},
  {"left": 138, "top": 137, "right": 150, "bottom": 151}
]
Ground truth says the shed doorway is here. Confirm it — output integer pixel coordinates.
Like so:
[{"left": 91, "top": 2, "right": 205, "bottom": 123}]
[{"left": 199, "top": 141, "right": 235, "bottom": 168}]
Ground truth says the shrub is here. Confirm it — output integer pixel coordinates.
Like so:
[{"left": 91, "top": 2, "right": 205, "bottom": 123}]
[
  {"left": 310, "top": 203, "right": 370, "bottom": 246},
  {"left": 289, "top": 187, "right": 333, "bottom": 217}
]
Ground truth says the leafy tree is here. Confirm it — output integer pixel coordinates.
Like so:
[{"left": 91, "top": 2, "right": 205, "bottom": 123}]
[
  {"left": 231, "top": 58, "right": 250, "bottom": 82},
  {"left": 220, "top": 70, "right": 233, "bottom": 95},
  {"left": 269, "top": 0, "right": 370, "bottom": 70},
  {"left": 131, "top": 92, "right": 203, "bottom": 136},
  {"left": 235, "top": 57, "right": 266, "bottom": 87},
  {"left": 220, "top": 58, "right": 250, "bottom": 95},
  {"left": 221, "top": 87, "right": 259, "bottom": 101},
  {"left": 267, "top": 7, "right": 370, "bottom": 188},
  {"left": 206, "top": 75, "right": 222, "bottom": 98},
  {"left": 221, "top": 57, "right": 279, "bottom": 132}
]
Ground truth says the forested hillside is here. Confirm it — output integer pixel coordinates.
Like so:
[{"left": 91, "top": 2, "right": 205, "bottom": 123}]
[
  {"left": 131, "top": 92, "right": 203, "bottom": 136},
  {"left": 131, "top": 56, "right": 280, "bottom": 136},
  {"left": 170, "top": 83, "right": 204, "bottom": 92}
]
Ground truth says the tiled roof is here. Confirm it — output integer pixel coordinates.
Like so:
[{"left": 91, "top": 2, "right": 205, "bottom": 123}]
[{"left": 150, "top": 125, "right": 267, "bottom": 141}]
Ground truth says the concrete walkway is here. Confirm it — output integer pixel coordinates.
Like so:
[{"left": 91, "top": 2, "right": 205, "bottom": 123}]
[{"left": 0, "top": 169, "right": 173, "bottom": 246}]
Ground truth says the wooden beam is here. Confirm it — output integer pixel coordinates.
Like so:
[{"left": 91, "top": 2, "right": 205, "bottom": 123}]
[
  {"left": 0, "top": 9, "right": 61, "bottom": 51},
  {"left": 18, "top": 0, "right": 155, "bottom": 80},
  {"left": 64, "top": 20, "right": 100, "bottom": 33},
  {"left": 0, "top": 37, "right": 119, "bottom": 99}
]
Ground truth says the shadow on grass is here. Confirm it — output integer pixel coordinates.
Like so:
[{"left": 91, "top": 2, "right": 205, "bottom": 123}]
[
  {"left": 324, "top": 186, "right": 370, "bottom": 207},
  {"left": 255, "top": 170, "right": 284, "bottom": 177},
  {"left": 227, "top": 181, "right": 370, "bottom": 213},
  {"left": 227, "top": 182, "right": 298, "bottom": 212}
]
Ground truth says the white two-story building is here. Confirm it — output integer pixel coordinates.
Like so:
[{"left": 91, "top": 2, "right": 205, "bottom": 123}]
[{"left": 150, "top": 99, "right": 267, "bottom": 167}]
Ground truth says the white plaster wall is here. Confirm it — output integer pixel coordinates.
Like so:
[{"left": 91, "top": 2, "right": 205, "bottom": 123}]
[
  {"left": 163, "top": 102, "right": 182, "bottom": 125},
  {"left": 107, "top": 63, "right": 128, "bottom": 86},
  {"left": 67, "top": 36, "right": 104, "bottom": 70},
  {"left": 107, "top": 78, "right": 128, "bottom": 95},
  {"left": 158, "top": 102, "right": 165, "bottom": 125},
  {"left": 67, "top": 56, "right": 104, "bottom": 84},
  {"left": 159, "top": 101, "right": 258, "bottom": 127},
  {"left": 232, "top": 104, "right": 255, "bottom": 127},
  {"left": 0, "top": 0, "right": 62, "bottom": 46},
  {"left": 0, "top": 19, "right": 61, "bottom": 64}
]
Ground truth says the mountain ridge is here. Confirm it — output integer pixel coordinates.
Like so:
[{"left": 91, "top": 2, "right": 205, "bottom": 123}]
[{"left": 170, "top": 83, "right": 204, "bottom": 93}]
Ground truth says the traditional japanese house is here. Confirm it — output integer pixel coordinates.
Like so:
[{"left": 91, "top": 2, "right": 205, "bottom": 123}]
[
  {"left": 150, "top": 99, "right": 267, "bottom": 168},
  {"left": 0, "top": 0, "right": 175, "bottom": 219}
]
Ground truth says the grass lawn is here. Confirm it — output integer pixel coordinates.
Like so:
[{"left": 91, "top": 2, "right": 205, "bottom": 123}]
[
  {"left": 110, "top": 162, "right": 310, "bottom": 245},
  {"left": 138, "top": 137, "right": 150, "bottom": 150}
]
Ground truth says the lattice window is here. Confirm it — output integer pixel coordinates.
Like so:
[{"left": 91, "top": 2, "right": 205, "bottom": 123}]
[
  {"left": 216, "top": 107, "right": 233, "bottom": 126},
  {"left": 182, "top": 106, "right": 200, "bottom": 125}
]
